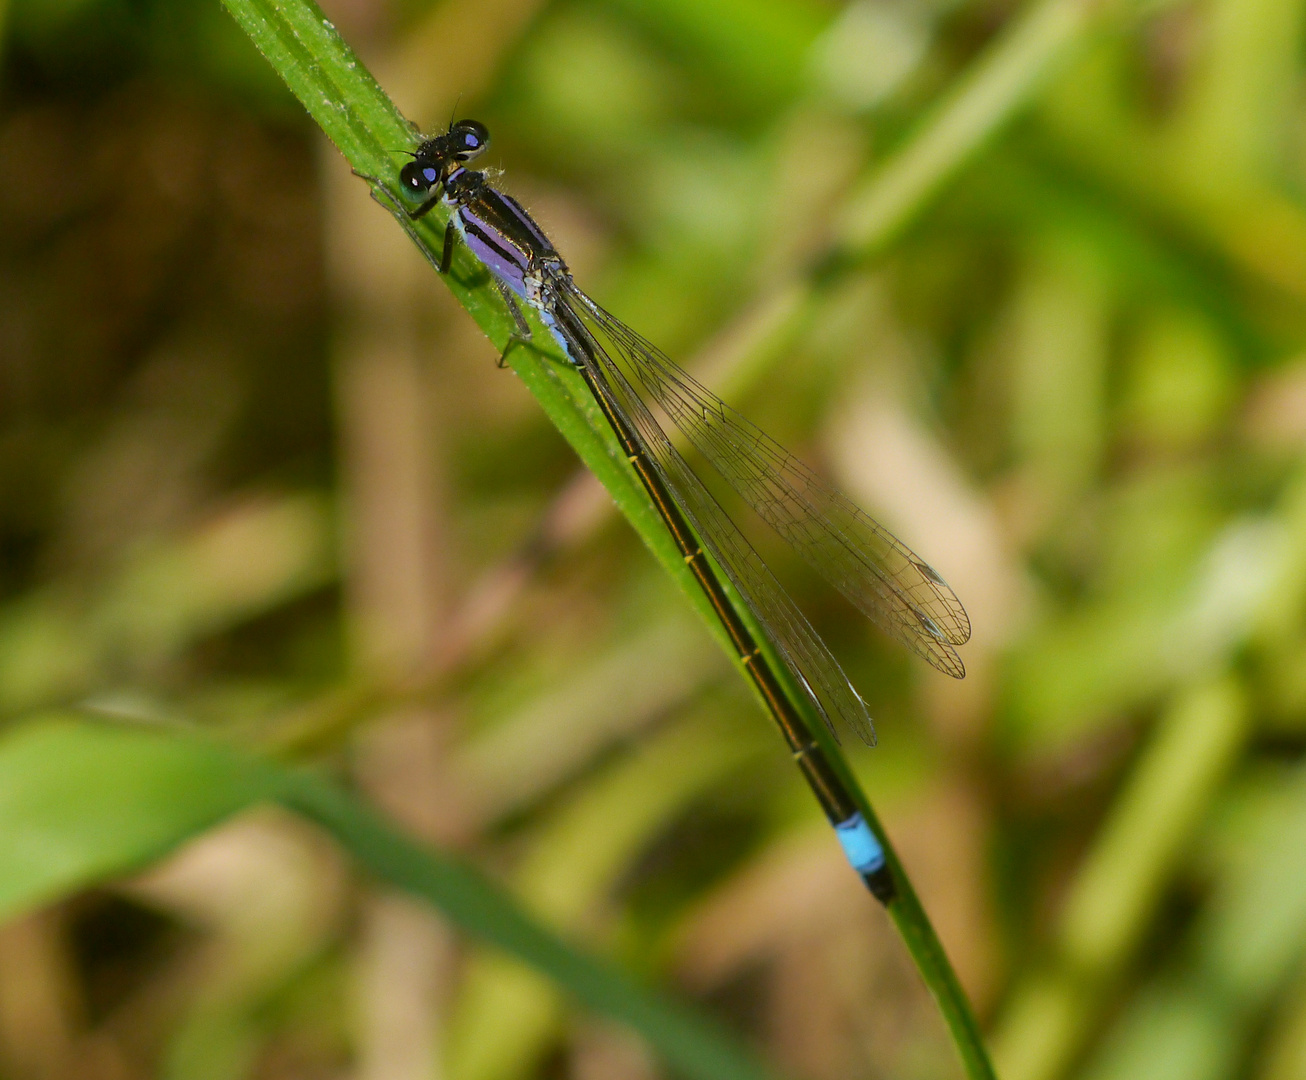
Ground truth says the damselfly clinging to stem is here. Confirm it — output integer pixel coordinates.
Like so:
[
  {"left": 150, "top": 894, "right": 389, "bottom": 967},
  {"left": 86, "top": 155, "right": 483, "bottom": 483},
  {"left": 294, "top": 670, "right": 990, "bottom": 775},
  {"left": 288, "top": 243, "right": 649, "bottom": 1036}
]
[{"left": 386, "top": 118, "right": 971, "bottom": 904}]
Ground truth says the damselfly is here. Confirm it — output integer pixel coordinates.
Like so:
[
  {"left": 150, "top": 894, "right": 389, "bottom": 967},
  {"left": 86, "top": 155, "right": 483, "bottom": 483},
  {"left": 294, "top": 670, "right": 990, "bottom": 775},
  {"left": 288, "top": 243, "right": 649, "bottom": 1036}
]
[{"left": 385, "top": 119, "right": 970, "bottom": 903}]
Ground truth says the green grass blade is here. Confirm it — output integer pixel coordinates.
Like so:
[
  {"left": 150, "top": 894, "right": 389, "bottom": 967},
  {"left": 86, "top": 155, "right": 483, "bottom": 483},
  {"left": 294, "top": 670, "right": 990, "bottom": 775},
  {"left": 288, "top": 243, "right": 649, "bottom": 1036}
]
[
  {"left": 0, "top": 717, "right": 778, "bottom": 1080},
  {"left": 279, "top": 768, "right": 777, "bottom": 1080},
  {"left": 0, "top": 718, "right": 284, "bottom": 919},
  {"left": 218, "top": 2, "right": 997, "bottom": 1077}
]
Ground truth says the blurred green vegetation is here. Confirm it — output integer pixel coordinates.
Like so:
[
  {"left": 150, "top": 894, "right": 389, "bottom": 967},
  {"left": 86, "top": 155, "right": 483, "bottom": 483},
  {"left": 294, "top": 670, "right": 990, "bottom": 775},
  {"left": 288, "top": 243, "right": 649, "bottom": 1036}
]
[{"left": 5, "top": 0, "right": 1306, "bottom": 1078}]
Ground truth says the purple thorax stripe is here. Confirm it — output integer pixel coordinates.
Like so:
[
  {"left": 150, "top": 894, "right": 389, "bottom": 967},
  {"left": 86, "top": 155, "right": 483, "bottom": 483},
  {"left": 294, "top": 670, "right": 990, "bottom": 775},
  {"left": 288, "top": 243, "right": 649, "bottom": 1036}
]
[{"left": 460, "top": 209, "right": 530, "bottom": 298}]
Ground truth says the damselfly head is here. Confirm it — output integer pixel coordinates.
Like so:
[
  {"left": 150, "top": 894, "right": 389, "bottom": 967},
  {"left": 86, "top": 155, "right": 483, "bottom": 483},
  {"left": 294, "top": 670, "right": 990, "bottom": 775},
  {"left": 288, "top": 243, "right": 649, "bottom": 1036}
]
[{"left": 399, "top": 119, "right": 490, "bottom": 196}]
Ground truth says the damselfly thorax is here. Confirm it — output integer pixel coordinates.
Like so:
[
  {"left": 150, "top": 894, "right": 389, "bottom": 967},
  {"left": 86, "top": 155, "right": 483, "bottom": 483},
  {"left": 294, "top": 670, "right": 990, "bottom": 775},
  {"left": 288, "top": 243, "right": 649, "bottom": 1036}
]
[{"left": 441, "top": 166, "right": 570, "bottom": 310}]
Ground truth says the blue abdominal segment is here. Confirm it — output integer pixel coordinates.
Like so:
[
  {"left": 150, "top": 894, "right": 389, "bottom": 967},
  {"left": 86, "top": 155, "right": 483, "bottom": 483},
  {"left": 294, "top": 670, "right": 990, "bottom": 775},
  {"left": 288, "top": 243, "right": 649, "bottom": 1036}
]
[{"left": 834, "top": 812, "right": 886, "bottom": 875}]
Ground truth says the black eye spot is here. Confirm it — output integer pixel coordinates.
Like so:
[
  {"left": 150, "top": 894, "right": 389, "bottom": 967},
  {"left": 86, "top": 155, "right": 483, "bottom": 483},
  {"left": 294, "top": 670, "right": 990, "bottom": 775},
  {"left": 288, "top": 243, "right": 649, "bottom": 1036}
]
[{"left": 399, "top": 162, "right": 424, "bottom": 192}]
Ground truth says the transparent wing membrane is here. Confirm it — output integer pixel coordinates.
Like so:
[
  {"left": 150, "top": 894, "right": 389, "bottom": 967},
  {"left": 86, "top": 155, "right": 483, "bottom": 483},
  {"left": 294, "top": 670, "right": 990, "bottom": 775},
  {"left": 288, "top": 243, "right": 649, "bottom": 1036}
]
[
  {"left": 569, "top": 285, "right": 970, "bottom": 681},
  {"left": 554, "top": 293, "right": 878, "bottom": 745}
]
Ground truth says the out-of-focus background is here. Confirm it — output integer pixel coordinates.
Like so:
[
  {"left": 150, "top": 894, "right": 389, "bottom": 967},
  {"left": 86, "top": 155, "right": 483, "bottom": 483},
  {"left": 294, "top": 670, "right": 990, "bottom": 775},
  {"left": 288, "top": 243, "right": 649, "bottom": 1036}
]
[{"left": 3, "top": 0, "right": 1306, "bottom": 1077}]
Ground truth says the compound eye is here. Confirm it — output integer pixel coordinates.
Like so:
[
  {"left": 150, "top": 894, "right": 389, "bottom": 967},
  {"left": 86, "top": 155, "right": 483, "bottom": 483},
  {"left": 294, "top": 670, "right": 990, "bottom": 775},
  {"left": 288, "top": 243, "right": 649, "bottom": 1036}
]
[
  {"left": 452, "top": 119, "right": 489, "bottom": 160},
  {"left": 400, "top": 160, "right": 440, "bottom": 194}
]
